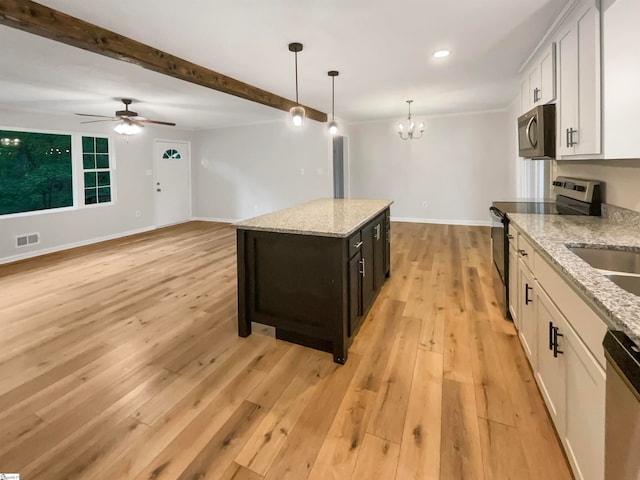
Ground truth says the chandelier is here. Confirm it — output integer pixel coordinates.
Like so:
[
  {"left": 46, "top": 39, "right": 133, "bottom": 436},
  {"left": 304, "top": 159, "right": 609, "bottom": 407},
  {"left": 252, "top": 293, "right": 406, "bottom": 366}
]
[{"left": 397, "top": 100, "right": 425, "bottom": 140}]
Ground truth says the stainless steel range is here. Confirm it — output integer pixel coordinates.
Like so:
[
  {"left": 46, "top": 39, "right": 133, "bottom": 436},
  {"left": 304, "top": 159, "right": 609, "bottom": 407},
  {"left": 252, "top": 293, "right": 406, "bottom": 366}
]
[{"left": 489, "top": 176, "right": 602, "bottom": 319}]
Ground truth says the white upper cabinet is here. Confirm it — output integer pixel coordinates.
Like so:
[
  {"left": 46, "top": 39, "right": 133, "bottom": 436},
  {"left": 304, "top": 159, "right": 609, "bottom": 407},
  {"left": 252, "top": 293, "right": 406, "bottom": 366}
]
[
  {"left": 603, "top": 0, "right": 640, "bottom": 158},
  {"left": 557, "top": 3, "right": 601, "bottom": 157},
  {"left": 521, "top": 43, "right": 557, "bottom": 114}
]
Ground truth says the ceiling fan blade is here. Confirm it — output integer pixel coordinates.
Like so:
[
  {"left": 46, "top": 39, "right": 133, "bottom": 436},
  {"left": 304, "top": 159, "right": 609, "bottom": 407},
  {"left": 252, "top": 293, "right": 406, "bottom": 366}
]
[
  {"left": 139, "top": 119, "right": 177, "bottom": 126},
  {"left": 81, "top": 119, "right": 117, "bottom": 124},
  {"left": 75, "top": 113, "right": 115, "bottom": 119},
  {"left": 130, "top": 119, "right": 146, "bottom": 128}
]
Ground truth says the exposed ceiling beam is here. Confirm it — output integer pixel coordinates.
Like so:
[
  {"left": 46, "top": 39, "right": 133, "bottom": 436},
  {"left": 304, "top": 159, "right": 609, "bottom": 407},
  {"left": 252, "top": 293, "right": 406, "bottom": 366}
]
[{"left": 0, "top": 0, "right": 328, "bottom": 122}]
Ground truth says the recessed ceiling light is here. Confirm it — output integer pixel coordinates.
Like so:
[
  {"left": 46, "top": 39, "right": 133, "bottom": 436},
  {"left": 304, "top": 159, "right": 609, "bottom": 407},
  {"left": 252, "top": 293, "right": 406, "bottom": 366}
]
[{"left": 433, "top": 50, "right": 451, "bottom": 58}]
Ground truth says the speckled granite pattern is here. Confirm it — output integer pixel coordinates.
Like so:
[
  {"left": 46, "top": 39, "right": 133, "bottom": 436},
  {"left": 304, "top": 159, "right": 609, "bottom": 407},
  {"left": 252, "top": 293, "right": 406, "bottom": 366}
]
[
  {"left": 508, "top": 213, "right": 640, "bottom": 345},
  {"left": 233, "top": 199, "right": 393, "bottom": 238},
  {"left": 602, "top": 203, "right": 640, "bottom": 227}
]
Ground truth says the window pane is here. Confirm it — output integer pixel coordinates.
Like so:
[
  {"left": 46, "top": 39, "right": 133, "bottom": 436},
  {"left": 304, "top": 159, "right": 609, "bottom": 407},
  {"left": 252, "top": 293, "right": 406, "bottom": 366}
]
[
  {"left": 82, "top": 136, "right": 95, "bottom": 154},
  {"left": 97, "top": 171, "right": 110, "bottom": 186},
  {"left": 83, "top": 154, "right": 96, "bottom": 169},
  {"left": 84, "top": 172, "right": 97, "bottom": 187},
  {"left": 96, "top": 154, "right": 110, "bottom": 169},
  {"left": 95, "top": 137, "right": 109, "bottom": 154},
  {"left": 0, "top": 130, "right": 73, "bottom": 215},
  {"left": 98, "top": 186, "right": 111, "bottom": 203},
  {"left": 85, "top": 188, "right": 97, "bottom": 204}
]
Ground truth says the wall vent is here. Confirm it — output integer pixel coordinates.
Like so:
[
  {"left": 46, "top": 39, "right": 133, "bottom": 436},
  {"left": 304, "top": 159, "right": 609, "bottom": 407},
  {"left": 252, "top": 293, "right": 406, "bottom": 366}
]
[{"left": 16, "top": 233, "right": 40, "bottom": 248}]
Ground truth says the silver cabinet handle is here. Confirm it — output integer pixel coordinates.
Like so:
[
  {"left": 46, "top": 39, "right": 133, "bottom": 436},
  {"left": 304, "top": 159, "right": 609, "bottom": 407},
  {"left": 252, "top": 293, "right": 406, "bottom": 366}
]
[
  {"left": 507, "top": 234, "right": 514, "bottom": 240},
  {"left": 567, "top": 128, "right": 577, "bottom": 147},
  {"left": 374, "top": 224, "right": 381, "bottom": 241},
  {"left": 353, "top": 241, "right": 363, "bottom": 249},
  {"left": 359, "top": 258, "right": 365, "bottom": 277},
  {"left": 533, "top": 87, "right": 540, "bottom": 103},
  {"left": 518, "top": 249, "right": 528, "bottom": 257}
]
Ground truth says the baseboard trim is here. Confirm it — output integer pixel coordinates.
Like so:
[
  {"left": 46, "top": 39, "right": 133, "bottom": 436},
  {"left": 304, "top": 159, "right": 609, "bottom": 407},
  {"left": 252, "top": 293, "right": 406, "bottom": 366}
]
[
  {"left": 391, "top": 216, "right": 491, "bottom": 227},
  {"left": 191, "top": 216, "right": 239, "bottom": 224},
  {"left": 0, "top": 226, "right": 156, "bottom": 265}
]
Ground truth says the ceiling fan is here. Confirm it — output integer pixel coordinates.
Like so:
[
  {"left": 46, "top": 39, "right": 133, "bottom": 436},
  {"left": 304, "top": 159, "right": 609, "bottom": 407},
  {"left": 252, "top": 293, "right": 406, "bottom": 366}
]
[{"left": 75, "top": 99, "right": 176, "bottom": 135}]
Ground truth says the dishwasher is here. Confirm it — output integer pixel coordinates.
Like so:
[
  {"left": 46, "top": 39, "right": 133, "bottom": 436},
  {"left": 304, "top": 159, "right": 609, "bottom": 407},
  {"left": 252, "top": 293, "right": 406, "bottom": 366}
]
[{"left": 603, "top": 330, "right": 640, "bottom": 479}]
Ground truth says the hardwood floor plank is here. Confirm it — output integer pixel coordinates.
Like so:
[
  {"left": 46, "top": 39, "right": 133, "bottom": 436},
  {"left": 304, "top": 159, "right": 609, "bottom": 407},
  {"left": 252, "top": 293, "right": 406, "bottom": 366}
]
[
  {"left": 176, "top": 401, "right": 266, "bottom": 480},
  {"left": 367, "top": 316, "right": 421, "bottom": 444},
  {"left": 439, "top": 378, "right": 484, "bottom": 480},
  {"left": 220, "top": 462, "right": 264, "bottom": 480},
  {"left": 478, "top": 418, "right": 532, "bottom": 480},
  {"left": 349, "top": 433, "right": 400, "bottom": 480},
  {"left": 262, "top": 353, "right": 362, "bottom": 480},
  {"left": 396, "top": 349, "right": 443, "bottom": 480}
]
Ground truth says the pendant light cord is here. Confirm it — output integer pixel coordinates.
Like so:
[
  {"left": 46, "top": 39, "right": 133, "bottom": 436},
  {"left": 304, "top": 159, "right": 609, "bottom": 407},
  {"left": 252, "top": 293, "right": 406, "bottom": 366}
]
[
  {"left": 295, "top": 52, "right": 299, "bottom": 104},
  {"left": 331, "top": 76, "right": 335, "bottom": 121}
]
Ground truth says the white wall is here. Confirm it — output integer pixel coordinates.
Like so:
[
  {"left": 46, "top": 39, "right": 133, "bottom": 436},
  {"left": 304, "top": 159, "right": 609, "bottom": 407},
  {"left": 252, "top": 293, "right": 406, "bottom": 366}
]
[
  {"left": 0, "top": 109, "right": 196, "bottom": 263},
  {"left": 193, "top": 120, "right": 332, "bottom": 221},
  {"left": 348, "top": 110, "right": 513, "bottom": 225}
]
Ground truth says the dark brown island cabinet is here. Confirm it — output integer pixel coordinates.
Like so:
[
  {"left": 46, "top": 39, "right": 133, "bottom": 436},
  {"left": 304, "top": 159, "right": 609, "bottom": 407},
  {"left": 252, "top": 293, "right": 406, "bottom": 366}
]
[{"left": 234, "top": 199, "right": 392, "bottom": 364}]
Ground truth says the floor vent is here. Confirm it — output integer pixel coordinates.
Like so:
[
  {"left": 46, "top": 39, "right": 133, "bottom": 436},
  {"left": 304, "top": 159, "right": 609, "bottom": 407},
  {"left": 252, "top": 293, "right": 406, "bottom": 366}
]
[{"left": 16, "top": 233, "right": 40, "bottom": 248}]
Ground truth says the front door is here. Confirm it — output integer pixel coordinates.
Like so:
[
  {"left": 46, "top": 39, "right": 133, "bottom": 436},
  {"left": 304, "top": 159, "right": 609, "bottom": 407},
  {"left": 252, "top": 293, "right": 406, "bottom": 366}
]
[{"left": 154, "top": 140, "right": 190, "bottom": 227}]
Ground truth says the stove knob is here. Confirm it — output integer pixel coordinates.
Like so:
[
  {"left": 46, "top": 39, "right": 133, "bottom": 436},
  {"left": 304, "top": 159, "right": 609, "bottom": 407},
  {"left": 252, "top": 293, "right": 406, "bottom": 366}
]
[{"left": 552, "top": 181, "right": 562, "bottom": 186}]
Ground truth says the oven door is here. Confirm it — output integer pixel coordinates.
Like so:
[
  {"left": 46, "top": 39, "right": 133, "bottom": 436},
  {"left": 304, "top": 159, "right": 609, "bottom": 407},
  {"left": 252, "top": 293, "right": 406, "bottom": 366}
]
[
  {"left": 489, "top": 206, "right": 509, "bottom": 318},
  {"left": 489, "top": 207, "right": 506, "bottom": 282}
]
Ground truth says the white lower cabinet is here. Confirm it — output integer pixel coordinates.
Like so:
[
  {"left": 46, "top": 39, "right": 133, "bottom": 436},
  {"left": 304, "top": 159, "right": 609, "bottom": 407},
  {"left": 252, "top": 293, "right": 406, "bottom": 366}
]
[
  {"left": 508, "top": 241, "right": 519, "bottom": 327},
  {"left": 534, "top": 287, "right": 566, "bottom": 428},
  {"left": 562, "top": 320, "right": 605, "bottom": 480},
  {"left": 509, "top": 225, "right": 605, "bottom": 480},
  {"left": 519, "top": 260, "right": 537, "bottom": 367}
]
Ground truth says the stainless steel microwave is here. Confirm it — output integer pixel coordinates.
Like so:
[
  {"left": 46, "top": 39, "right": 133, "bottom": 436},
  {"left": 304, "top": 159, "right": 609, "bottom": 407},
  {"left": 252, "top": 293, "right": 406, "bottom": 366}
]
[{"left": 518, "top": 104, "right": 556, "bottom": 159}]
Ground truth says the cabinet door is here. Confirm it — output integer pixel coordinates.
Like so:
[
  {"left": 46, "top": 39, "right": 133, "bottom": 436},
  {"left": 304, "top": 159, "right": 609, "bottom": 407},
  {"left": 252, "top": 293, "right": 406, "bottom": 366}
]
[
  {"left": 539, "top": 43, "right": 556, "bottom": 104},
  {"left": 558, "top": 25, "right": 578, "bottom": 156},
  {"left": 508, "top": 244, "right": 519, "bottom": 328},
  {"left": 575, "top": 5, "right": 601, "bottom": 156},
  {"left": 518, "top": 261, "right": 537, "bottom": 368},
  {"left": 348, "top": 252, "right": 362, "bottom": 336},
  {"left": 528, "top": 63, "right": 541, "bottom": 106},
  {"left": 534, "top": 286, "right": 566, "bottom": 429},
  {"left": 520, "top": 77, "right": 530, "bottom": 114},
  {"left": 361, "top": 221, "right": 375, "bottom": 309},
  {"left": 562, "top": 320, "right": 606, "bottom": 480},
  {"left": 372, "top": 215, "right": 385, "bottom": 291},
  {"left": 384, "top": 210, "right": 390, "bottom": 276}
]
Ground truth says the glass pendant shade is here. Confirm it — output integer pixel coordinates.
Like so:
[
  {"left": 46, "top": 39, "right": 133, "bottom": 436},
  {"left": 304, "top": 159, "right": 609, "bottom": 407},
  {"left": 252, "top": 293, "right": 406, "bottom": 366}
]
[
  {"left": 328, "top": 120, "right": 339, "bottom": 135},
  {"left": 290, "top": 106, "right": 305, "bottom": 127},
  {"left": 397, "top": 100, "right": 425, "bottom": 140},
  {"left": 114, "top": 119, "right": 141, "bottom": 135}
]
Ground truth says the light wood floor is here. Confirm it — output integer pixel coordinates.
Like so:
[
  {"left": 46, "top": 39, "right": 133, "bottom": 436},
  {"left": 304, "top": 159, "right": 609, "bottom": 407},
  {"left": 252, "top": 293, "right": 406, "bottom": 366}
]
[{"left": 0, "top": 221, "right": 572, "bottom": 480}]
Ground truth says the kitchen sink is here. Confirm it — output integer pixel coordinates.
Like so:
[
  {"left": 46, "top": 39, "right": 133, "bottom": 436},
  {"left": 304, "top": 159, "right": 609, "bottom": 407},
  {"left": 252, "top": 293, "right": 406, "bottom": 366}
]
[
  {"left": 604, "top": 274, "right": 640, "bottom": 297},
  {"left": 567, "top": 246, "right": 640, "bottom": 275}
]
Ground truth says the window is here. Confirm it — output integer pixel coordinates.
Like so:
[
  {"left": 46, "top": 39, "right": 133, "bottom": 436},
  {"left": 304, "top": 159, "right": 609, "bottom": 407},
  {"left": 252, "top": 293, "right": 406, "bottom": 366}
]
[
  {"left": 0, "top": 130, "right": 73, "bottom": 215},
  {"left": 162, "top": 149, "right": 182, "bottom": 159},
  {"left": 82, "top": 136, "right": 112, "bottom": 205}
]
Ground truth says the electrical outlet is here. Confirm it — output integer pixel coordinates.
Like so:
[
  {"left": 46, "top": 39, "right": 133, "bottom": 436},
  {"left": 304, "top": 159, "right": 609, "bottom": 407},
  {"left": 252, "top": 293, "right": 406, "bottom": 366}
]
[
  {"left": 316, "top": 168, "right": 324, "bottom": 176},
  {"left": 135, "top": 210, "right": 141, "bottom": 217},
  {"left": 300, "top": 168, "right": 305, "bottom": 175},
  {"left": 422, "top": 201, "right": 428, "bottom": 207},
  {"left": 146, "top": 169, "right": 153, "bottom": 176}
]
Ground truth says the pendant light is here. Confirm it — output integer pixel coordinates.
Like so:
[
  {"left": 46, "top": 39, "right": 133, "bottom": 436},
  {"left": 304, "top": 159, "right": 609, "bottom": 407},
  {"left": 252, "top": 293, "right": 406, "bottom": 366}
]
[
  {"left": 327, "top": 70, "right": 339, "bottom": 135},
  {"left": 398, "top": 100, "right": 425, "bottom": 140},
  {"left": 288, "top": 42, "right": 305, "bottom": 127}
]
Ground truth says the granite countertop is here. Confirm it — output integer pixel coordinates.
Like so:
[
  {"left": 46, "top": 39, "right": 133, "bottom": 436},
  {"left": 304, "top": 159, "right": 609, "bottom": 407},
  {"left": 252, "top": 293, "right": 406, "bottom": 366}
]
[
  {"left": 508, "top": 213, "right": 640, "bottom": 345},
  {"left": 233, "top": 198, "right": 393, "bottom": 238}
]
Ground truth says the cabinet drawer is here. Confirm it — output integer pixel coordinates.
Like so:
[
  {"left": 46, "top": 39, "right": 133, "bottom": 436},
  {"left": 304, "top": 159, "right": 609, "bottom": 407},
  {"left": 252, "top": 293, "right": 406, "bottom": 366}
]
[
  {"left": 347, "top": 231, "right": 363, "bottom": 259},
  {"left": 518, "top": 234, "right": 534, "bottom": 270}
]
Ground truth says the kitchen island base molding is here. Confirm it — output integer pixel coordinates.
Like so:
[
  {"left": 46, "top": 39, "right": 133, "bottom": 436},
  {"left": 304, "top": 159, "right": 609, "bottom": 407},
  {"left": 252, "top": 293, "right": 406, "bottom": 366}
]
[{"left": 236, "top": 201, "right": 391, "bottom": 364}]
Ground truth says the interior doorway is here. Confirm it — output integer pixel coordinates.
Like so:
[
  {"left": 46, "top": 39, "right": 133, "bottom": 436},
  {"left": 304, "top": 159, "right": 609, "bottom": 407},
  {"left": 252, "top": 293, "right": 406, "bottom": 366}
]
[
  {"left": 154, "top": 140, "right": 191, "bottom": 227},
  {"left": 333, "top": 136, "right": 346, "bottom": 198}
]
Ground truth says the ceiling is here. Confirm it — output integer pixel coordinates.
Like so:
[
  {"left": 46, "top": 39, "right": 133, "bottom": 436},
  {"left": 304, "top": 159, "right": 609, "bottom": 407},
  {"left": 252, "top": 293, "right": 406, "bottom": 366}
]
[{"left": 0, "top": 0, "right": 569, "bottom": 129}]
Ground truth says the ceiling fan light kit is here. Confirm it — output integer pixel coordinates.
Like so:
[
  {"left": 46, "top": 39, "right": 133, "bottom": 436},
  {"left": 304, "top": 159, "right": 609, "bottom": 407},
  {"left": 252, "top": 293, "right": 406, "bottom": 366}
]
[
  {"left": 75, "top": 98, "right": 176, "bottom": 136},
  {"left": 288, "top": 42, "right": 305, "bottom": 127},
  {"left": 327, "top": 70, "right": 339, "bottom": 135},
  {"left": 398, "top": 100, "right": 425, "bottom": 140}
]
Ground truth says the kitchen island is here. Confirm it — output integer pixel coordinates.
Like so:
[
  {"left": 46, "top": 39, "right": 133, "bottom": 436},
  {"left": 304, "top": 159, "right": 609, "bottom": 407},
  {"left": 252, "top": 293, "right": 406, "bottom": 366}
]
[{"left": 233, "top": 198, "right": 392, "bottom": 364}]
